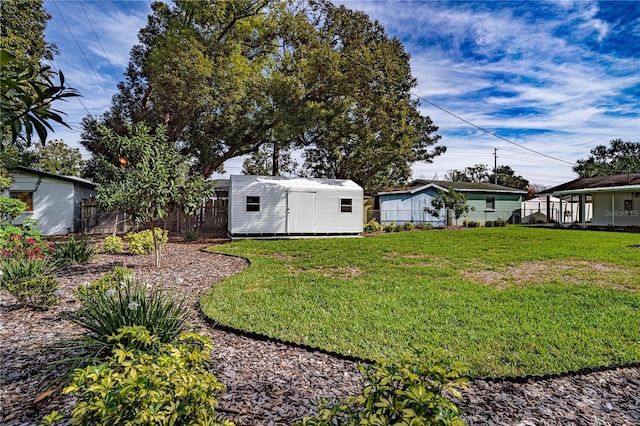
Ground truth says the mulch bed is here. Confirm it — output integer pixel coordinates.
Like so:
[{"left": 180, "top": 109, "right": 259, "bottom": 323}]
[{"left": 1, "top": 240, "right": 639, "bottom": 425}]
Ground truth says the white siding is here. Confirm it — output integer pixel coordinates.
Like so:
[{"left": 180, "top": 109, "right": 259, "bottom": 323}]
[
  {"left": 6, "top": 172, "right": 75, "bottom": 235},
  {"left": 228, "top": 175, "right": 363, "bottom": 236}
]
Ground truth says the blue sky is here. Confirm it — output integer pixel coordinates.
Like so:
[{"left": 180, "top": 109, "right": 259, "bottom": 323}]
[{"left": 43, "top": 0, "right": 639, "bottom": 187}]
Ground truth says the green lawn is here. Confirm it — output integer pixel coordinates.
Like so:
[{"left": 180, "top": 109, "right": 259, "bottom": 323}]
[{"left": 200, "top": 227, "right": 640, "bottom": 377}]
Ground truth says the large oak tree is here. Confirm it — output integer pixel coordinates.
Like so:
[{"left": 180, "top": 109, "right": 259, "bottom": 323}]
[{"left": 82, "top": 0, "right": 444, "bottom": 194}]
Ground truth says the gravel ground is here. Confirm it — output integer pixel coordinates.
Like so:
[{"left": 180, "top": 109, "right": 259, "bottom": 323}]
[{"left": 1, "top": 240, "right": 638, "bottom": 425}]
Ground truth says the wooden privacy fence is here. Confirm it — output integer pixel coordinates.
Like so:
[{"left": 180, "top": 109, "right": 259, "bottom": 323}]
[{"left": 80, "top": 198, "right": 228, "bottom": 235}]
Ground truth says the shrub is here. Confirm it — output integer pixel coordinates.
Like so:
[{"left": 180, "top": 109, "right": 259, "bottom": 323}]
[
  {"left": 363, "top": 220, "right": 383, "bottom": 233},
  {"left": 420, "top": 222, "right": 434, "bottom": 231},
  {"left": 484, "top": 219, "right": 507, "bottom": 228},
  {"left": 463, "top": 219, "right": 480, "bottom": 228},
  {"left": 298, "top": 348, "right": 468, "bottom": 426},
  {"left": 124, "top": 228, "right": 168, "bottom": 255},
  {"left": 51, "top": 236, "right": 95, "bottom": 266},
  {"left": 73, "top": 266, "right": 132, "bottom": 301},
  {"left": 181, "top": 227, "right": 199, "bottom": 242},
  {"left": 0, "top": 220, "right": 53, "bottom": 259},
  {"left": 52, "top": 326, "right": 233, "bottom": 426},
  {"left": 103, "top": 235, "right": 124, "bottom": 254},
  {"left": 0, "top": 258, "right": 60, "bottom": 309},
  {"left": 383, "top": 221, "right": 399, "bottom": 233},
  {"left": 67, "top": 274, "right": 190, "bottom": 359},
  {"left": 0, "top": 256, "right": 55, "bottom": 287},
  {"left": 402, "top": 221, "right": 416, "bottom": 231}
]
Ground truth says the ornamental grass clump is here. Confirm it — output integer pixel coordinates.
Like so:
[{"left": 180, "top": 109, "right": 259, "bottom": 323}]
[
  {"left": 0, "top": 256, "right": 60, "bottom": 309},
  {"left": 42, "top": 326, "right": 234, "bottom": 426},
  {"left": 51, "top": 236, "right": 96, "bottom": 266},
  {"left": 298, "top": 347, "right": 468, "bottom": 426},
  {"left": 67, "top": 272, "right": 190, "bottom": 360}
]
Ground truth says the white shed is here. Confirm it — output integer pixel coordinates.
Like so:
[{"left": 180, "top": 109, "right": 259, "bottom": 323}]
[
  {"left": 4, "top": 166, "right": 96, "bottom": 235},
  {"left": 228, "top": 175, "right": 363, "bottom": 237}
]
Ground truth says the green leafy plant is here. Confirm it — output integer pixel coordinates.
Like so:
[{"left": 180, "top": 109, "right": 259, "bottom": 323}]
[
  {"left": 402, "top": 221, "right": 416, "bottom": 231},
  {"left": 49, "top": 326, "right": 233, "bottom": 426},
  {"left": 298, "top": 348, "right": 468, "bottom": 426},
  {"left": 181, "top": 227, "right": 199, "bottom": 242},
  {"left": 51, "top": 236, "right": 95, "bottom": 266},
  {"left": 462, "top": 219, "right": 480, "bottom": 228},
  {"left": 102, "top": 235, "right": 123, "bottom": 254},
  {"left": 67, "top": 274, "right": 189, "bottom": 360},
  {"left": 73, "top": 266, "right": 132, "bottom": 301},
  {"left": 0, "top": 196, "right": 27, "bottom": 223},
  {"left": 363, "top": 220, "right": 383, "bottom": 233},
  {"left": 419, "top": 222, "right": 434, "bottom": 230},
  {"left": 1, "top": 263, "right": 60, "bottom": 309},
  {"left": 124, "top": 228, "right": 168, "bottom": 255},
  {"left": 383, "top": 221, "right": 399, "bottom": 233}
]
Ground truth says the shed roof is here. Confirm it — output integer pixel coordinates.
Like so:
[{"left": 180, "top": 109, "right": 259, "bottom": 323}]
[
  {"left": 230, "top": 175, "right": 362, "bottom": 191},
  {"left": 538, "top": 173, "right": 640, "bottom": 195},
  {"left": 14, "top": 166, "right": 96, "bottom": 188}
]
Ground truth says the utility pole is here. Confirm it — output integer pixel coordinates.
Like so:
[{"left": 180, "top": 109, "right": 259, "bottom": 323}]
[{"left": 494, "top": 148, "right": 498, "bottom": 185}]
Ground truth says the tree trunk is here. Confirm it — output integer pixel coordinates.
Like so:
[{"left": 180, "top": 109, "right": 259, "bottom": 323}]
[
  {"left": 271, "top": 142, "right": 280, "bottom": 176},
  {"left": 153, "top": 228, "right": 160, "bottom": 268},
  {"left": 113, "top": 210, "right": 118, "bottom": 236}
]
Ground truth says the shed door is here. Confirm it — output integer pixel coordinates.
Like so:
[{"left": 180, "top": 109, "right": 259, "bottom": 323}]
[{"left": 287, "top": 192, "right": 316, "bottom": 233}]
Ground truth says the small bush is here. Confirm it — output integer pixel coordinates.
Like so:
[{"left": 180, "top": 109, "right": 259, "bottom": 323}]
[
  {"left": 383, "top": 221, "right": 399, "bottom": 233},
  {"left": 0, "top": 220, "right": 53, "bottom": 260},
  {"left": 484, "top": 218, "right": 507, "bottom": 228},
  {"left": 298, "top": 348, "right": 468, "bottom": 426},
  {"left": 125, "top": 228, "right": 168, "bottom": 255},
  {"left": 103, "top": 235, "right": 124, "bottom": 254},
  {"left": 51, "top": 236, "right": 95, "bottom": 266},
  {"left": 420, "top": 222, "right": 434, "bottom": 231},
  {"left": 402, "top": 222, "right": 416, "bottom": 231},
  {"left": 67, "top": 274, "right": 190, "bottom": 359},
  {"left": 54, "top": 326, "right": 233, "bottom": 426},
  {"left": 363, "top": 220, "right": 383, "bottom": 233},
  {"left": 181, "top": 227, "right": 200, "bottom": 242},
  {"left": 0, "top": 256, "right": 60, "bottom": 309},
  {"left": 463, "top": 219, "right": 480, "bottom": 228},
  {"left": 73, "top": 266, "right": 132, "bottom": 301}
]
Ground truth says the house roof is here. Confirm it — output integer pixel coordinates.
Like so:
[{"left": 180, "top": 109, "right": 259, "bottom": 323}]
[
  {"left": 538, "top": 173, "right": 640, "bottom": 195},
  {"left": 13, "top": 166, "right": 96, "bottom": 188},
  {"left": 378, "top": 179, "right": 527, "bottom": 195}
]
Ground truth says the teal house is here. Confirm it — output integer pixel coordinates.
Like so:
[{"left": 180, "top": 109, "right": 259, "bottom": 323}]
[{"left": 376, "top": 180, "right": 527, "bottom": 226}]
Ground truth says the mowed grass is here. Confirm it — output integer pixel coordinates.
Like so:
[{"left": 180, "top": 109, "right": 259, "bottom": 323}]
[{"left": 200, "top": 227, "right": 640, "bottom": 377}]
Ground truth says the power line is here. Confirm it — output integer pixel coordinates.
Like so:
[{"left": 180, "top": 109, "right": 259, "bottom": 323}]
[
  {"left": 335, "top": 50, "right": 577, "bottom": 166},
  {"left": 51, "top": 0, "right": 112, "bottom": 100},
  {"left": 79, "top": 1, "right": 121, "bottom": 82}
]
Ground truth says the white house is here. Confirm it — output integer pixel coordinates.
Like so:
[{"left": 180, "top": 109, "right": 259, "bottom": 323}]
[
  {"left": 538, "top": 173, "right": 640, "bottom": 228},
  {"left": 4, "top": 166, "right": 96, "bottom": 235},
  {"left": 228, "top": 175, "right": 363, "bottom": 237}
]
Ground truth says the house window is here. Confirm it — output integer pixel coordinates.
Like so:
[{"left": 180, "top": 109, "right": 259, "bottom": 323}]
[
  {"left": 246, "top": 196, "right": 260, "bottom": 212},
  {"left": 624, "top": 200, "right": 632, "bottom": 211},
  {"left": 340, "top": 198, "right": 353, "bottom": 213},
  {"left": 10, "top": 191, "right": 33, "bottom": 211},
  {"left": 485, "top": 196, "right": 495, "bottom": 210}
]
